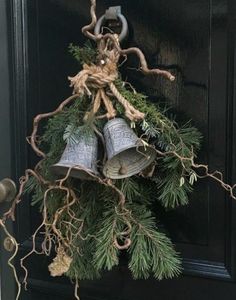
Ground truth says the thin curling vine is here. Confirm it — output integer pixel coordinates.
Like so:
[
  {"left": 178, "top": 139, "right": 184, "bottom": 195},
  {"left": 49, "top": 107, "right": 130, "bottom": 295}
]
[{"left": 0, "top": 0, "right": 236, "bottom": 300}]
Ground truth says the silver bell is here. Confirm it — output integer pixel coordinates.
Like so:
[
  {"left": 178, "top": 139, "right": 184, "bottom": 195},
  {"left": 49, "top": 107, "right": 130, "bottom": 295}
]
[
  {"left": 103, "top": 118, "right": 157, "bottom": 179},
  {"left": 51, "top": 132, "right": 99, "bottom": 180}
]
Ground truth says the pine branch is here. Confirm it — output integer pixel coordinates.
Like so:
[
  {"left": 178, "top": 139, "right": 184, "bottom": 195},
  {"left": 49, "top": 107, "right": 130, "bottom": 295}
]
[
  {"left": 128, "top": 205, "right": 182, "bottom": 280},
  {"left": 156, "top": 171, "right": 193, "bottom": 208},
  {"left": 67, "top": 182, "right": 104, "bottom": 280},
  {"left": 93, "top": 205, "right": 120, "bottom": 271},
  {"left": 67, "top": 240, "right": 101, "bottom": 280},
  {"left": 115, "top": 79, "right": 177, "bottom": 134},
  {"left": 69, "top": 41, "right": 98, "bottom": 66},
  {"left": 63, "top": 124, "right": 96, "bottom": 145},
  {"left": 116, "top": 178, "right": 141, "bottom": 201},
  {"left": 116, "top": 178, "right": 157, "bottom": 206}
]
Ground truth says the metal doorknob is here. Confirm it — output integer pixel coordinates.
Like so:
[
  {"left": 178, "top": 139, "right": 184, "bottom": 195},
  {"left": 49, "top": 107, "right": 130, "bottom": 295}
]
[{"left": 0, "top": 178, "right": 17, "bottom": 203}]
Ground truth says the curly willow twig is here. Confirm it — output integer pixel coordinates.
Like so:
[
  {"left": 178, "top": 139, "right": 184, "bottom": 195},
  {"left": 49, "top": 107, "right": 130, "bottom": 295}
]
[
  {"left": 31, "top": 93, "right": 80, "bottom": 158},
  {"left": 152, "top": 146, "right": 236, "bottom": 200},
  {"left": 82, "top": 0, "right": 175, "bottom": 81},
  {"left": 0, "top": 219, "right": 21, "bottom": 300},
  {"left": 81, "top": 0, "right": 97, "bottom": 41}
]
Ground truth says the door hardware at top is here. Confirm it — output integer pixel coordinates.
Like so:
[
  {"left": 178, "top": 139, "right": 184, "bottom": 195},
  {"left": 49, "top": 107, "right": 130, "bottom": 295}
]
[{"left": 94, "top": 6, "right": 129, "bottom": 42}]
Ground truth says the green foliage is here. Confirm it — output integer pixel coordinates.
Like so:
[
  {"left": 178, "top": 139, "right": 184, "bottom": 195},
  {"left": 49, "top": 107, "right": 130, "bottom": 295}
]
[
  {"left": 67, "top": 182, "right": 103, "bottom": 280},
  {"left": 156, "top": 171, "right": 193, "bottom": 208},
  {"left": 63, "top": 124, "right": 95, "bottom": 145},
  {"left": 115, "top": 79, "right": 202, "bottom": 151},
  {"left": 91, "top": 183, "right": 181, "bottom": 280},
  {"left": 93, "top": 206, "right": 120, "bottom": 271},
  {"left": 40, "top": 97, "right": 89, "bottom": 174},
  {"left": 67, "top": 240, "right": 101, "bottom": 280},
  {"left": 115, "top": 80, "right": 202, "bottom": 208},
  {"left": 69, "top": 41, "right": 97, "bottom": 66},
  {"left": 24, "top": 43, "right": 204, "bottom": 284},
  {"left": 128, "top": 205, "right": 181, "bottom": 279},
  {"left": 116, "top": 178, "right": 156, "bottom": 206},
  {"left": 26, "top": 98, "right": 91, "bottom": 209},
  {"left": 115, "top": 79, "right": 176, "bottom": 134},
  {"left": 23, "top": 176, "right": 45, "bottom": 207},
  {"left": 117, "top": 178, "right": 142, "bottom": 201}
]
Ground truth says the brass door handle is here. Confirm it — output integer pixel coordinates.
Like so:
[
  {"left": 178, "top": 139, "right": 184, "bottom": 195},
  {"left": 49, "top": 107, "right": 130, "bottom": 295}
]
[{"left": 0, "top": 178, "right": 17, "bottom": 203}]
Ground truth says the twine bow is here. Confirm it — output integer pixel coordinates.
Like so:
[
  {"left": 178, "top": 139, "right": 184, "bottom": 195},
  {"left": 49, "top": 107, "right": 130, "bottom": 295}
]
[{"left": 68, "top": 38, "right": 145, "bottom": 122}]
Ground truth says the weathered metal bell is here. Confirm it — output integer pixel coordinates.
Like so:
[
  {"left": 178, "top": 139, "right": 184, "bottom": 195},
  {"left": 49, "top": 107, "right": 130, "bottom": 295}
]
[
  {"left": 51, "top": 132, "right": 99, "bottom": 180},
  {"left": 103, "top": 118, "right": 157, "bottom": 179}
]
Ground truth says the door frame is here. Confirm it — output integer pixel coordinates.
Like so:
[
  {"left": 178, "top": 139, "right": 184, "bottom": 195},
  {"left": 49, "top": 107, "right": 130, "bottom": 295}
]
[{"left": 0, "top": 0, "right": 29, "bottom": 299}]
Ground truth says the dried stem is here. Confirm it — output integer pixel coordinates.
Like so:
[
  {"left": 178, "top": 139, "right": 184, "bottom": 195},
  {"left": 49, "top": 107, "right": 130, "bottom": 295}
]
[
  {"left": 74, "top": 278, "right": 80, "bottom": 300},
  {"left": 0, "top": 219, "right": 21, "bottom": 299},
  {"left": 20, "top": 212, "right": 47, "bottom": 289},
  {"left": 152, "top": 147, "right": 236, "bottom": 200},
  {"left": 80, "top": 0, "right": 175, "bottom": 81},
  {"left": 30, "top": 94, "right": 80, "bottom": 158},
  {"left": 81, "top": 0, "right": 97, "bottom": 41},
  {"left": 3, "top": 169, "right": 44, "bottom": 221},
  {"left": 103, "top": 33, "right": 175, "bottom": 81}
]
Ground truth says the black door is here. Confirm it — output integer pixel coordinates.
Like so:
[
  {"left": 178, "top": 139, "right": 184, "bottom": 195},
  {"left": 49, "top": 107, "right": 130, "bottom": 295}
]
[{"left": 1, "top": 0, "right": 236, "bottom": 299}]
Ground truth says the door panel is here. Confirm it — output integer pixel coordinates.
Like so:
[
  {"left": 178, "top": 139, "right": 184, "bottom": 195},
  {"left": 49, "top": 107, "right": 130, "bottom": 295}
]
[{"left": 1, "top": 0, "right": 236, "bottom": 299}]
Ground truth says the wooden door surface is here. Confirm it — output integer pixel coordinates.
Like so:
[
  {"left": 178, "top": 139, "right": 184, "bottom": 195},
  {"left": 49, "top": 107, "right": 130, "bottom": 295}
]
[{"left": 1, "top": 0, "right": 236, "bottom": 299}]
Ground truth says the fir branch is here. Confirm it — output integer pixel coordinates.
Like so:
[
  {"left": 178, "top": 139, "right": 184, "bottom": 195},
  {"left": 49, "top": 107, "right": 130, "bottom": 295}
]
[
  {"left": 67, "top": 240, "right": 101, "bottom": 280},
  {"left": 116, "top": 178, "right": 156, "bottom": 206},
  {"left": 93, "top": 205, "right": 120, "bottom": 271},
  {"left": 114, "top": 81, "right": 202, "bottom": 208},
  {"left": 23, "top": 176, "right": 46, "bottom": 209},
  {"left": 63, "top": 124, "right": 79, "bottom": 145},
  {"left": 63, "top": 124, "right": 96, "bottom": 145},
  {"left": 156, "top": 171, "right": 193, "bottom": 208},
  {"left": 115, "top": 79, "right": 201, "bottom": 152},
  {"left": 128, "top": 205, "right": 182, "bottom": 280},
  {"left": 41, "top": 98, "right": 87, "bottom": 147},
  {"left": 67, "top": 182, "right": 104, "bottom": 280},
  {"left": 115, "top": 79, "right": 176, "bottom": 134},
  {"left": 116, "top": 178, "right": 141, "bottom": 201},
  {"left": 69, "top": 41, "right": 97, "bottom": 66},
  {"left": 141, "top": 120, "right": 160, "bottom": 138}
]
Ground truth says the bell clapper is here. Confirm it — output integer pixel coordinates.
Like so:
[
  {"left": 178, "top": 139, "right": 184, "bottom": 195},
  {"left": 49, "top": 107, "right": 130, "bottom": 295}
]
[{"left": 118, "top": 163, "right": 128, "bottom": 175}]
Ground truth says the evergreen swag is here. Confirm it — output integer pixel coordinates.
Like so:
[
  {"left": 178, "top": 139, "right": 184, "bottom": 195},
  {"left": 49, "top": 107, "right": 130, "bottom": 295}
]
[
  {"left": 1, "top": 1, "right": 236, "bottom": 299},
  {"left": 23, "top": 42, "right": 202, "bottom": 282}
]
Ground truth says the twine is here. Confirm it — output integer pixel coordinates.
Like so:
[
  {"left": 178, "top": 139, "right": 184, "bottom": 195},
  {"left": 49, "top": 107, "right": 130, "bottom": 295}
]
[{"left": 68, "top": 39, "right": 145, "bottom": 122}]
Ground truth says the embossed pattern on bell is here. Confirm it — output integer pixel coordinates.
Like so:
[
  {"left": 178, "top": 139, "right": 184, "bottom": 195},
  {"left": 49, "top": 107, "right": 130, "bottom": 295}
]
[
  {"left": 51, "top": 132, "right": 99, "bottom": 180},
  {"left": 104, "top": 118, "right": 139, "bottom": 159},
  {"left": 103, "top": 118, "right": 157, "bottom": 179}
]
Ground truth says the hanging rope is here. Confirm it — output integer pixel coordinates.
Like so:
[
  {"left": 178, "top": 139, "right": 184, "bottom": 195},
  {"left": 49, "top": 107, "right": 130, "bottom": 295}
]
[{"left": 68, "top": 39, "right": 146, "bottom": 122}]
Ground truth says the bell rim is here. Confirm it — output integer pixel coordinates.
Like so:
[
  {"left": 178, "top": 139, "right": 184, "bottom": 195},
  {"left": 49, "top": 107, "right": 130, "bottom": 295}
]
[
  {"left": 50, "top": 163, "right": 99, "bottom": 180},
  {"left": 106, "top": 141, "right": 149, "bottom": 159},
  {"left": 102, "top": 144, "right": 157, "bottom": 179}
]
